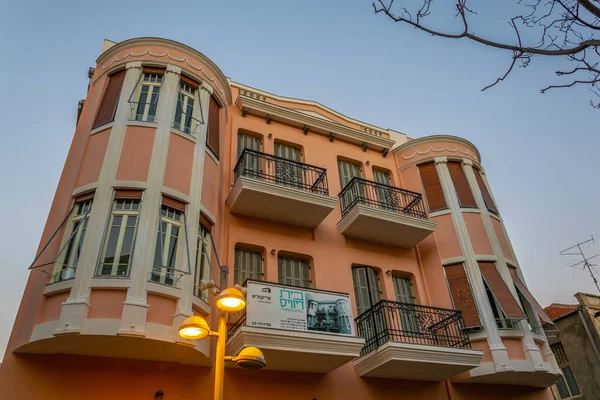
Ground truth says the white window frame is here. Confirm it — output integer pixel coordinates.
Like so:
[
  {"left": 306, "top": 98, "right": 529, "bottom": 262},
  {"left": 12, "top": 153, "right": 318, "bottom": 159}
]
[
  {"left": 173, "top": 81, "right": 201, "bottom": 136},
  {"left": 53, "top": 199, "right": 92, "bottom": 282},
  {"left": 151, "top": 205, "right": 184, "bottom": 286},
  {"left": 129, "top": 72, "right": 163, "bottom": 122},
  {"left": 194, "top": 224, "right": 212, "bottom": 300},
  {"left": 96, "top": 199, "right": 140, "bottom": 277}
]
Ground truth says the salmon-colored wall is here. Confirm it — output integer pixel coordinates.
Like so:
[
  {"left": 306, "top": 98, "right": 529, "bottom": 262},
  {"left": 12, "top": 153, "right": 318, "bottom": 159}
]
[
  {"left": 34, "top": 292, "right": 69, "bottom": 324},
  {"left": 200, "top": 153, "right": 219, "bottom": 219},
  {"left": 492, "top": 218, "right": 514, "bottom": 261},
  {"left": 146, "top": 294, "right": 176, "bottom": 326},
  {"left": 504, "top": 337, "right": 527, "bottom": 360},
  {"left": 75, "top": 129, "right": 110, "bottom": 187},
  {"left": 431, "top": 214, "right": 462, "bottom": 260},
  {"left": 163, "top": 133, "right": 194, "bottom": 196},
  {"left": 464, "top": 212, "right": 493, "bottom": 255},
  {"left": 470, "top": 339, "right": 493, "bottom": 363},
  {"left": 115, "top": 126, "right": 155, "bottom": 182},
  {"left": 88, "top": 289, "right": 127, "bottom": 319}
]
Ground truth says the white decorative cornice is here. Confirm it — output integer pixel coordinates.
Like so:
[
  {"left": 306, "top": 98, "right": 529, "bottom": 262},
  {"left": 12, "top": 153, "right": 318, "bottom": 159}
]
[
  {"left": 236, "top": 95, "right": 395, "bottom": 152},
  {"left": 96, "top": 38, "right": 232, "bottom": 104},
  {"left": 238, "top": 88, "right": 265, "bottom": 102},
  {"left": 393, "top": 135, "right": 481, "bottom": 161},
  {"left": 434, "top": 156, "right": 448, "bottom": 164},
  {"left": 125, "top": 61, "right": 142, "bottom": 70},
  {"left": 165, "top": 64, "right": 182, "bottom": 75},
  {"left": 361, "top": 126, "right": 383, "bottom": 137}
]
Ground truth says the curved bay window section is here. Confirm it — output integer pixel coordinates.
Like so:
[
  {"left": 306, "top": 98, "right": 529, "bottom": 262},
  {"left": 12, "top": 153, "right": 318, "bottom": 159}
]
[
  {"left": 128, "top": 67, "right": 164, "bottom": 122},
  {"left": 96, "top": 190, "right": 142, "bottom": 278},
  {"left": 53, "top": 194, "right": 93, "bottom": 282},
  {"left": 173, "top": 76, "right": 204, "bottom": 137}
]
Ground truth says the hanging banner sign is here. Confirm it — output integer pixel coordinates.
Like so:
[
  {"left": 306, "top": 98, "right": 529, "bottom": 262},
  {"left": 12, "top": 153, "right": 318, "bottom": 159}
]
[{"left": 245, "top": 280, "right": 355, "bottom": 336}]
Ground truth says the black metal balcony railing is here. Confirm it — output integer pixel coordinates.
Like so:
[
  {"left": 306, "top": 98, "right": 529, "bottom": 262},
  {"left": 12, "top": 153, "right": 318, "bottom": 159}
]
[
  {"left": 233, "top": 148, "right": 329, "bottom": 196},
  {"left": 339, "top": 177, "right": 427, "bottom": 219},
  {"left": 355, "top": 300, "right": 471, "bottom": 355}
]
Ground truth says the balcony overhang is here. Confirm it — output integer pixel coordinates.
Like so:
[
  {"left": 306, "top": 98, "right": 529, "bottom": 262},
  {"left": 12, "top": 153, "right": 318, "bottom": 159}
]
[
  {"left": 236, "top": 95, "right": 395, "bottom": 153},
  {"left": 227, "top": 326, "right": 365, "bottom": 373},
  {"left": 354, "top": 341, "right": 483, "bottom": 381},
  {"left": 227, "top": 176, "right": 338, "bottom": 228},
  {"left": 337, "top": 204, "right": 437, "bottom": 248},
  {"left": 456, "top": 361, "right": 561, "bottom": 387}
]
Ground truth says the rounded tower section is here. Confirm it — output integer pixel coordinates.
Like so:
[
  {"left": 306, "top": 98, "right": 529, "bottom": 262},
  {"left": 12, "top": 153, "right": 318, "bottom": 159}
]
[
  {"left": 16, "top": 38, "right": 232, "bottom": 365},
  {"left": 393, "top": 135, "right": 560, "bottom": 385}
]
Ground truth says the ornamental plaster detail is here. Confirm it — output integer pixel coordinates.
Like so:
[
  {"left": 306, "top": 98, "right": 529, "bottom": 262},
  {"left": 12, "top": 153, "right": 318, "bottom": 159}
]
[
  {"left": 238, "top": 89, "right": 266, "bottom": 101},
  {"left": 402, "top": 145, "right": 476, "bottom": 160},
  {"left": 100, "top": 49, "right": 225, "bottom": 95},
  {"left": 360, "top": 126, "right": 383, "bottom": 137}
]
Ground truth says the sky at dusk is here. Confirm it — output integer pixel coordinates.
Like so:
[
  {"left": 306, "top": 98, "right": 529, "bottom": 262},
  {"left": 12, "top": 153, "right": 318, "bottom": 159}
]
[{"left": 0, "top": 0, "right": 598, "bottom": 358}]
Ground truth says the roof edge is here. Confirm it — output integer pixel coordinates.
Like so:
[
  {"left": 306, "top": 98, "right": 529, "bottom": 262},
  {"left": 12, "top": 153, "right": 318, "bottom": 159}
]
[{"left": 392, "top": 135, "right": 481, "bottom": 162}]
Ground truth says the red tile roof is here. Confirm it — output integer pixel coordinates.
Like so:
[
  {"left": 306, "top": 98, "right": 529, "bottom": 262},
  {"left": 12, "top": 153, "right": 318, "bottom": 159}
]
[{"left": 544, "top": 303, "right": 580, "bottom": 321}]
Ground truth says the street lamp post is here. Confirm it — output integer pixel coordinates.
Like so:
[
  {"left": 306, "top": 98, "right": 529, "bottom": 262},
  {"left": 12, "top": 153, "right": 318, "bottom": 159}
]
[{"left": 178, "top": 268, "right": 265, "bottom": 400}]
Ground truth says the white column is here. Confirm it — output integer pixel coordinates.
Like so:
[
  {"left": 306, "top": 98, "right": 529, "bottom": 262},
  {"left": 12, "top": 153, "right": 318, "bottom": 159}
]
[
  {"left": 173, "top": 82, "right": 212, "bottom": 331},
  {"left": 55, "top": 62, "right": 143, "bottom": 335},
  {"left": 434, "top": 156, "right": 513, "bottom": 372},
  {"left": 118, "top": 64, "right": 183, "bottom": 336},
  {"left": 463, "top": 160, "right": 547, "bottom": 371}
]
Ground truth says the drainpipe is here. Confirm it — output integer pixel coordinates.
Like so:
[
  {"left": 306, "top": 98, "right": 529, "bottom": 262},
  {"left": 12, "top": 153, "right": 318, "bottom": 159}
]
[{"left": 578, "top": 309, "right": 600, "bottom": 363}]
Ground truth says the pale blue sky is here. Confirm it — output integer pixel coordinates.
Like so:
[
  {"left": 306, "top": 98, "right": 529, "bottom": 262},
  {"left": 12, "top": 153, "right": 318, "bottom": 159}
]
[{"left": 0, "top": 0, "right": 598, "bottom": 358}]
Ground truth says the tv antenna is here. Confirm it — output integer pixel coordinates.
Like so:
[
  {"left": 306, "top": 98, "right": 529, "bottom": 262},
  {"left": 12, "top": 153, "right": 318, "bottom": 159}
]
[{"left": 560, "top": 235, "right": 600, "bottom": 294}]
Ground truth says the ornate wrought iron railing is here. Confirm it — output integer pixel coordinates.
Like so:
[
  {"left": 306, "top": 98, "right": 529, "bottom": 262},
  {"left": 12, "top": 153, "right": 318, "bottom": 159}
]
[
  {"left": 233, "top": 148, "right": 329, "bottom": 196},
  {"left": 355, "top": 300, "right": 471, "bottom": 355},
  {"left": 227, "top": 308, "right": 247, "bottom": 340},
  {"left": 338, "top": 177, "right": 427, "bottom": 218}
]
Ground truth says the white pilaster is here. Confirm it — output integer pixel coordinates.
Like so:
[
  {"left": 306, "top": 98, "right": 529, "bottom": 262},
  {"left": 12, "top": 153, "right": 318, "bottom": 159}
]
[
  {"left": 55, "top": 62, "right": 143, "bottom": 335},
  {"left": 433, "top": 156, "right": 512, "bottom": 372},
  {"left": 462, "top": 160, "right": 547, "bottom": 371},
  {"left": 118, "top": 64, "right": 183, "bottom": 336}
]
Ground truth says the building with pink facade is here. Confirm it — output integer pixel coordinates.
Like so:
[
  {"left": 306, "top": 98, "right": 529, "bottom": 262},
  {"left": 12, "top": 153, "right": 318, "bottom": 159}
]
[{"left": 0, "top": 37, "right": 561, "bottom": 399}]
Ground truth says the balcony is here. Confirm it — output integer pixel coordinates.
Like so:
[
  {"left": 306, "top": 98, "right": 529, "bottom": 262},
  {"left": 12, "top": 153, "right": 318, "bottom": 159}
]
[
  {"left": 353, "top": 300, "right": 483, "bottom": 381},
  {"left": 337, "top": 178, "right": 437, "bottom": 248},
  {"left": 226, "top": 280, "right": 365, "bottom": 373},
  {"left": 226, "top": 149, "right": 338, "bottom": 228}
]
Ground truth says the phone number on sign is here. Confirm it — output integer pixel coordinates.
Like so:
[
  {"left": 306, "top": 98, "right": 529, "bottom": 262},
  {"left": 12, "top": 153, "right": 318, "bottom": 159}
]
[{"left": 250, "top": 321, "right": 272, "bottom": 327}]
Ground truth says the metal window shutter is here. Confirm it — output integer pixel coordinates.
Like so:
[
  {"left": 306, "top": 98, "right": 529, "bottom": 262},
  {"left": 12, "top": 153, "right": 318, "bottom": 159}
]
[
  {"left": 352, "top": 268, "right": 370, "bottom": 315},
  {"left": 478, "top": 262, "right": 525, "bottom": 320},
  {"left": 474, "top": 171, "right": 499, "bottom": 214},
  {"left": 418, "top": 163, "right": 447, "bottom": 211},
  {"left": 93, "top": 70, "right": 126, "bottom": 128},
  {"left": 207, "top": 96, "right": 220, "bottom": 158},
  {"left": 338, "top": 160, "right": 361, "bottom": 188},
  {"left": 448, "top": 162, "right": 477, "bottom": 207},
  {"left": 367, "top": 267, "right": 381, "bottom": 304},
  {"left": 509, "top": 268, "right": 553, "bottom": 325},
  {"left": 238, "top": 134, "right": 261, "bottom": 157},
  {"left": 235, "top": 248, "right": 262, "bottom": 285},
  {"left": 444, "top": 263, "right": 482, "bottom": 327}
]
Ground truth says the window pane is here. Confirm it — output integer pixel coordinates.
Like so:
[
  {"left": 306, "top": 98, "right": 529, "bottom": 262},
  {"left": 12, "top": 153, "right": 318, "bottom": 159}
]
[
  {"left": 555, "top": 375, "right": 571, "bottom": 399},
  {"left": 563, "top": 367, "right": 581, "bottom": 396},
  {"left": 73, "top": 218, "right": 88, "bottom": 267},
  {"left": 62, "top": 220, "right": 81, "bottom": 268},
  {"left": 102, "top": 225, "right": 121, "bottom": 266},
  {"left": 119, "top": 216, "right": 137, "bottom": 267}
]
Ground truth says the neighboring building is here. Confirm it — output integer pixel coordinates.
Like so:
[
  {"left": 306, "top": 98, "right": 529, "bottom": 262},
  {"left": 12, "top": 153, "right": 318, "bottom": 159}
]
[
  {"left": 0, "top": 37, "right": 561, "bottom": 399},
  {"left": 545, "top": 293, "right": 600, "bottom": 399}
]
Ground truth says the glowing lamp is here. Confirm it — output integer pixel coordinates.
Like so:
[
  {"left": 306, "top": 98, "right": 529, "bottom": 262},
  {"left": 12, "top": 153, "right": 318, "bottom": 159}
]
[
  {"left": 178, "top": 316, "right": 210, "bottom": 339},
  {"left": 216, "top": 288, "right": 246, "bottom": 312}
]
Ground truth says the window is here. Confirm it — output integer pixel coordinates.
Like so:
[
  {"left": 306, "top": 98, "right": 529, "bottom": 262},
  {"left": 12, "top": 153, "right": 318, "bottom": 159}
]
[
  {"left": 552, "top": 343, "right": 583, "bottom": 399},
  {"left": 418, "top": 162, "right": 447, "bottom": 212},
  {"left": 151, "top": 198, "right": 185, "bottom": 286},
  {"left": 234, "top": 248, "right": 263, "bottom": 286},
  {"left": 373, "top": 169, "right": 398, "bottom": 211},
  {"left": 207, "top": 95, "right": 220, "bottom": 158},
  {"left": 509, "top": 267, "right": 555, "bottom": 326},
  {"left": 237, "top": 133, "right": 262, "bottom": 178},
  {"left": 97, "top": 191, "right": 142, "bottom": 277},
  {"left": 194, "top": 217, "right": 212, "bottom": 300},
  {"left": 129, "top": 68, "right": 164, "bottom": 122},
  {"left": 352, "top": 266, "right": 381, "bottom": 315},
  {"left": 93, "top": 69, "right": 126, "bottom": 128},
  {"left": 393, "top": 275, "right": 420, "bottom": 333},
  {"left": 55, "top": 195, "right": 93, "bottom": 282},
  {"left": 482, "top": 278, "right": 514, "bottom": 329},
  {"left": 237, "top": 133, "right": 262, "bottom": 157},
  {"left": 278, "top": 255, "right": 311, "bottom": 288},
  {"left": 338, "top": 160, "right": 361, "bottom": 189},
  {"left": 516, "top": 287, "right": 538, "bottom": 332},
  {"left": 447, "top": 161, "right": 477, "bottom": 207},
  {"left": 444, "top": 263, "right": 482, "bottom": 328},
  {"left": 173, "top": 77, "right": 201, "bottom": 136},
  {"left": 274, "top": 143, "right": 303, "bottom": 188},
  {"left": 474, "top": 170, "right": 499, "bottom": 215},
  {"left": 478, "top": 262, "right": 525, "bottom": 327}
]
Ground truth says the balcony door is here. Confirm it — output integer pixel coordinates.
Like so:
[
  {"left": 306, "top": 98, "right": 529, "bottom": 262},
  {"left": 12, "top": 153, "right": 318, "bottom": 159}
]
[
  {"left": 352, "top": 266, "right": 381, "bottom": 315},
  {"left": 373, "top": 170, "right": 398, "bottom": 211},
  {"left": 392, "top": 275, "right": 420, "bottom": 335},
  {"left": 237, "top": 133, "right": 262, "bottom": 179},
  {"left": 274, "top": 143, "right": 303, "bottom": 189},
  {"left": 338, "top": 160, "right": 362, "bottom": 210}
]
